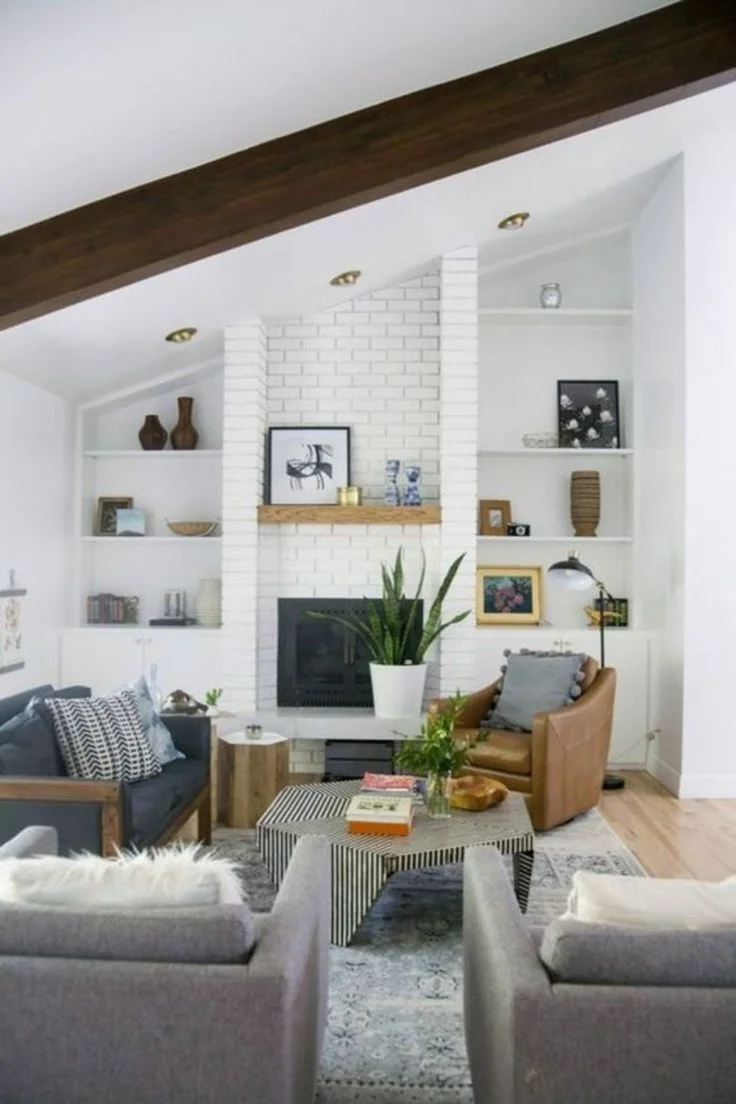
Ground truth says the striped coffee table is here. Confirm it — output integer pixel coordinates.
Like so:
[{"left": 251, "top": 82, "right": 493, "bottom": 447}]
[{"left": 256, "top": 779, "right": 535, "bottom": 946}]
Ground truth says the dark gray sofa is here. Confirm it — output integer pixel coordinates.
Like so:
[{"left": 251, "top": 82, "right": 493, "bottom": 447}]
[{"left": 0, "top": 684, "right": 211, "bottom": 855}]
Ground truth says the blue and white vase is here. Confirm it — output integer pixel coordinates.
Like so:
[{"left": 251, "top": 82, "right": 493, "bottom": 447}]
[
  {"left": 384, "top": 459, "right": 401, "bottom": 506},
  {"left": 403, "top": 464, "right": 422, "bottom": 506}
]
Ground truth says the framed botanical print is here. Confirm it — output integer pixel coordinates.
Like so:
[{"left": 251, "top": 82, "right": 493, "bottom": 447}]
[
  {"left": 265, "top": 426, "right": 351, "bottom": 505},
  {"left": 557, "top": 380, "right": 620, "bottom": 449},
  {"left": 478, "top": 499, "right": 511, "bottom": 536},
  {"left": 476, "top": 566, "right": 542, "bottom": 625}
]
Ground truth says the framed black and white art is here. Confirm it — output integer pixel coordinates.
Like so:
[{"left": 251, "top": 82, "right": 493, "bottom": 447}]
[
  {"left": 557, "top": 380, "right": 620, "bottom": 449},
  {"left": 265, "top": 426, "right": 351, "bottom": 505}
]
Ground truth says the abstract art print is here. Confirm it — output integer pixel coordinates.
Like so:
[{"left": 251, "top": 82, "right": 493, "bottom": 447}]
[
  {"left": 476, "top": 566, "right": 542, "bottom": 625},
  {"left": 266, "top": 426, "right": 351, "bottom": 505},
  {"left": 557, "top": 380, "right": 620, "bottom": 449}
]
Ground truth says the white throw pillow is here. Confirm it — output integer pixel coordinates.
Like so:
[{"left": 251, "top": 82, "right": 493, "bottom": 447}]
[
  {"left": 563, "top": 870, "right": 736, "bottom": 930},
  {"left": 0, "top": 845, "right": 245, "bottom": 909}
]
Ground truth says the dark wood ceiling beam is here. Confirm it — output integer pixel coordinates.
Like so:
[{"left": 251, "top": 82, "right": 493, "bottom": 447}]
[{"left": 1, "top": 0, "right": 735, "bottom": 330}]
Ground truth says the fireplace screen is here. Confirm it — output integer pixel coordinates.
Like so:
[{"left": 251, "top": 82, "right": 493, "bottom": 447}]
[{"left": 277, "top": 598, "right": 423, "bottom": 708}]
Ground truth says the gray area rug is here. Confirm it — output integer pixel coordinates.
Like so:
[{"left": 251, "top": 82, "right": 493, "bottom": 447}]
[{"left": 212, "top": 809, "right": 645, "bottom": 1104}]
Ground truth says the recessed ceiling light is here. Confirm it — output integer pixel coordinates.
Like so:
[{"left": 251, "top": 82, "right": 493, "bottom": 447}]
[
  {"left": 165, "top": 327, "right": 198, "bottom": 343},
  {"left": 497, "top": 212, "right": 530, "bottom": 231},
  {"left": 329, "top": 270, "right": 362, "bottom": 287}
]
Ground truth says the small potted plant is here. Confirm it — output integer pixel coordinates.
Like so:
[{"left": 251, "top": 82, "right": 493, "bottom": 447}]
[
  {"left": 204, "top": 687, "right": 224, "bottom": 717},
  {"left": 308, "top": 549, "right": 470, "bottom": 718},
  {"left": 394, "top": 692, "right": 472, "bottom": 817}
]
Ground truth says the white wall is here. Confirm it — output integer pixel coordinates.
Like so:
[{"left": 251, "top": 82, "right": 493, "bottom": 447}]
[
  {"left": 680, "top": 131, "right": 736, "bottom": 797},
  {"left": 0, "top": 369, "right": 73, "bottom": 694},
  {"left": 631, "top": 157, "right": 686, "bottom": 792}
]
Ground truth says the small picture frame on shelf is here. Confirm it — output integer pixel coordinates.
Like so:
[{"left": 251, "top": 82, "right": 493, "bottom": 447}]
[
  {"left": 476, "top": 566, "right": 542, "bottom": 625},
  {"left": 95, "top": 496, "right": 133, "bottom": 536},
  {"left": 557, "top": 380, "right": 620, "bottom": 449},
  {"left": 162, "top": 589, "right": 186, "bottom": 619},
  {"left": 115, "top": 508, "right": 146, "bottom": 537},
  {"left": 584, "top": 596, "right": 629, "bottom": 628},
  {"left": 478, "top": 499, "right": 511, "bottom": 536},
  {"left": 265, "top": 425, "right": 351, "bottom": 505}
]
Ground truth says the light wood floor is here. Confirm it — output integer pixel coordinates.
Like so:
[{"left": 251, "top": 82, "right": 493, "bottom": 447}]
[{"left": 600, "top": 771, "right": 736, "bottom": 880}]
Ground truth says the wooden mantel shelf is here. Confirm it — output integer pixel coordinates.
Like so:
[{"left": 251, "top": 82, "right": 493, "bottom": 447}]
[{"left": 258, "top": 505, "right": 441, "bottom": 525}]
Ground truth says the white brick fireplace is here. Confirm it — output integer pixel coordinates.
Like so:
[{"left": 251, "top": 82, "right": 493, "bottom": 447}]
[{"left": 220, "top": 249, "right": 479, "bottom": 774}]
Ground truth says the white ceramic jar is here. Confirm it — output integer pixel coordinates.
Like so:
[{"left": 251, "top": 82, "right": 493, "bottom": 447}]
[{"left": 195, "top": 578, "right": 222, "bottom": 627}]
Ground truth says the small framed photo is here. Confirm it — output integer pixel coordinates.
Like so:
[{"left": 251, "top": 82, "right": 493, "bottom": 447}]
[
  {"left": 585, "top": 596, "right": 629, "bottom": 628},
  {"left": 115, "top": 508, "right": 146, "bottom": 537},
  {"left": 476, "top": 566, "right": 542, "bottom": 625},
  {"left": 478, "top": 499, "right": 511, "bottom": 536},
  {"left": 95, "top": 496, "right": 133, "bottom": 536},
  {"left": 557, "top": 380, "right": 620, "bottom": 448},
  {"left": 265, "top": 425, "right": 351, "bottom": 505}
]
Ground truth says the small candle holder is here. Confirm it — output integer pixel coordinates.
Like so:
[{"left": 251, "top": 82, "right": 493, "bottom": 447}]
[
  {"left": 245, "top": 724, "right": 263, "bottom": 740},
  {"left": 336, "top": 486, "right": 362, "bottom": 506}
]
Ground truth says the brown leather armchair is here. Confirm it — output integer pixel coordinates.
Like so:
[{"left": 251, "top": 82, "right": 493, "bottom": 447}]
[{"left": 429, "top": 658, "right": 616, "bottom": 831}]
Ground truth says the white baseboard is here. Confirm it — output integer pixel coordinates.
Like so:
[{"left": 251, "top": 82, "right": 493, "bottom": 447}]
[
  {"left": 648, "top": 754, "right": 681, "bottom": 796},
  {"left": 677, "top": 774, "right": 736, "bottom": 799}
]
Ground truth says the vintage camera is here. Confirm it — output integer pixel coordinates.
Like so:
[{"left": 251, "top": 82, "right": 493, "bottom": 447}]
[{"left": 506, "top": 523, "right": 531, "bottom": 537}]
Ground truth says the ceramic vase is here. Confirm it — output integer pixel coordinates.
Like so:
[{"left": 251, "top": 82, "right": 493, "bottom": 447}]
[
  {"left": 403, "top": 464, "right": 422, "bottom": 506},
  {"left": 540, "top": 282, "right": 562, "bottom": 309},
  {"left": 570, "top": 470, "right": 600, "bottom": 537},
  {"left": 195, "top": 578, "right": 221, "bottom": 627},
  {"left": 138, "top": 414, "right": 168, "bottom": 450},
  {"left": 425, "top": 771, "right": 452, "bottom": 818},
  {"left": 384, "top": 460, "right": 400, "bottom": 506},
  {"left": 171, "top": 396, "right": 199, "bottom": 450}
]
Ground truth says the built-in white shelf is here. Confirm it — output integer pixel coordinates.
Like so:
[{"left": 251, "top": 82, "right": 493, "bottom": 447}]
[
  {"left": 478, "top": 308, "right": 632, "bottom": 326},
  {"left": 72, "top": 625, "right": 222, "bottom": 634},
  {"left": 478, "top": 448, "right": 633, "bottom": 457},
  {"left": 83, "top": 449, "right": 222, "bottom": 458},
  {"left": 81, "top": 537, "right": 222, "bottom": 544},
  {"left": 476, "top": 536, "right": 633, "bottom": 544}
]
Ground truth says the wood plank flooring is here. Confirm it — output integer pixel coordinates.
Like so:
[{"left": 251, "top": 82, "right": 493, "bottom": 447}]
[{"left": 600, "top": 771, "right": 736, "bottom": 880}]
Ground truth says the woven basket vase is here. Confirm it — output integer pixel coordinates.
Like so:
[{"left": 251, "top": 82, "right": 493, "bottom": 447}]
[{"left": 570, "top": 470, "right": 600, "bottom": 537}]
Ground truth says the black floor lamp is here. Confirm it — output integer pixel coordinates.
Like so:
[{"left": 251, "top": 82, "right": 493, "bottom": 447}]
[{"left": 547, "top": 551, "right": 624, "bottom": 792}]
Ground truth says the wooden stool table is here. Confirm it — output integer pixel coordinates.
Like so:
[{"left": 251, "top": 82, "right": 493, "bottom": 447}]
[{"left": 218, "top": 731, "right": 290, "bottom": 828}]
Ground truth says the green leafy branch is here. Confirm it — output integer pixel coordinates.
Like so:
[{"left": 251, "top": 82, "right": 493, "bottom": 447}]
[{"left": 394, "top": 691, "right": 475, "bottom": 776}]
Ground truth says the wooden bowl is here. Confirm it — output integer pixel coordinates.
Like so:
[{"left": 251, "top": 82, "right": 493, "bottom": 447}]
[
  {"left": 450, "top": 776, "right": 508, "bottom": 811},
  {"left": 166, "top": 520, "right": 218, "bottom": 537}
]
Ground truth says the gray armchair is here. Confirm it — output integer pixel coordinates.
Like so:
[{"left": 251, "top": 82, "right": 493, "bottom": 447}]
[
  {"left": 463, "top": 845, "right": 736, "bottom": 1104},
  {"left": 0, "top": 835, "right": 330, "bottom": 1104}
]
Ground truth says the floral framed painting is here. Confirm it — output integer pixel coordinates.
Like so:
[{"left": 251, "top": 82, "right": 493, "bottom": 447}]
[
  {"left": 265, "top": 426, "right": 351, "bottom": 505},
  {"left": 557, "top": 380, "right": 620, "bottom": 449},
  {"left": 476, "top": 566, "right": 542, "bottom": 625}
]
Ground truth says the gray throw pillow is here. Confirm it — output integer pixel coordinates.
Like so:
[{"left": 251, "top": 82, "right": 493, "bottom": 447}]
[
  {"left": 488, "top": 651, "right": 586, "bottom": 732},
  {"left": 0, "top": 712, "right": 61, "bottom": 776}
]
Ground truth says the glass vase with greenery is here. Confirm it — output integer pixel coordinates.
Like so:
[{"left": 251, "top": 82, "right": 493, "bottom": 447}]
[{"left": 394, "top": 692, "right": 472, "bottom": 817}]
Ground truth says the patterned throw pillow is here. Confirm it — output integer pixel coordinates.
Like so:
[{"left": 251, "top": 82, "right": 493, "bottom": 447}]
[{"left": 45, "top": 690, "right": 162, "bottom": 783}]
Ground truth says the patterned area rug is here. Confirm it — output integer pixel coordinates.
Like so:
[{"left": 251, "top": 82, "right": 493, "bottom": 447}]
[{"left": 212, "top": 809, "right": 645, "bottom": 1104}]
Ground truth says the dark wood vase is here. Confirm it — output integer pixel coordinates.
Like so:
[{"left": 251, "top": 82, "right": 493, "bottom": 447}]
[
  {"left": 170, "top": 396, "right": 199, "bottom": 450},
  {"left": 138, "top": 414, "right": 168, "bottom": 450}
]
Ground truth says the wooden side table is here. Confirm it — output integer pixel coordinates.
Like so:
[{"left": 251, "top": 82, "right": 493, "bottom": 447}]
[{"left": 218, "top": 732, "right": 290, "bottom": 829}]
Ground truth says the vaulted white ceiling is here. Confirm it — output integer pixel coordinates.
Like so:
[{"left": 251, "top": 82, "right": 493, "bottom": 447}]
[{"left": 3, "top": 0, "right": 733, "bottom": 402}]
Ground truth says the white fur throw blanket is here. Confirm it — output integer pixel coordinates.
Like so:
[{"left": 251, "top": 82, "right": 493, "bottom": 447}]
[{"left": 0, "top": 845, "right": 245, "bottom": 909}]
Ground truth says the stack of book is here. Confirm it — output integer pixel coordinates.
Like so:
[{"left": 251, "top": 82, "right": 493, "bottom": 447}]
[
  {"left": 360, "top": 772, "right": 416, "bottom": 793},
  {"left": 345, "top": 793, "right": 414, "bottom": 837}
]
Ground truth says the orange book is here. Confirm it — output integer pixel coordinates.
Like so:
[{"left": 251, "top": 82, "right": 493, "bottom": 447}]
[{"left": 348, "top": 819, "right": 412, "bottom": 837}]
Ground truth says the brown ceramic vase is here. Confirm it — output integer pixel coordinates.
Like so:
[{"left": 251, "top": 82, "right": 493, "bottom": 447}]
[
  {"left": 138, "top": 414, "right": 168, "bottom": 450},
  {"left": 170, "top": 396, "right": 199, "bottom": 450},
  {"left": 570, "top": 470, "right": 600, "bottom": 537}
]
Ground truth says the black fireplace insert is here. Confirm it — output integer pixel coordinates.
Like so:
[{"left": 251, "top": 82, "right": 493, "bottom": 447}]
[{"left": 277, "top": 597, "right": 423, "bottom": 708}]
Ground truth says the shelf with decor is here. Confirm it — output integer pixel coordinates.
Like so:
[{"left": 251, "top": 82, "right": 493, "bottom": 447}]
[
  {"left": 478, "top": 308, "right": 632, "bottom": 325},
  {"left": 83, "top": 449, "right": 223, "bottom": 459},
  {"left": 81, "top": 537, "right": 223, "bottom": 545},
  {"left": 257, "top": 505, "right": 441, "bottom": 525},
  {"left": 478, "top": 448, "right": 633, "bottom": 458},
  {"left": 476, "top": 536, "right": 633, "bottom": 544}
]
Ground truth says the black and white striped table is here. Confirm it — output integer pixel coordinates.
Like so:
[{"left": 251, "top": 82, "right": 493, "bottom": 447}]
[{"left": 256, "top": 780, "right": 535, "bottom": 946}]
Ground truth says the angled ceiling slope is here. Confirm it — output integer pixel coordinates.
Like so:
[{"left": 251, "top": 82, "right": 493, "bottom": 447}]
[{"left": 0, "top": 0, "right": 734, "bottom": 331}]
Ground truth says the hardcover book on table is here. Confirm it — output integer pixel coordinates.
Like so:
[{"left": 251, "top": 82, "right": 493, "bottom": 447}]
[
  {"left": 360, "top": 772, "right": 416, "bottom": 793},
  {"left": 345, "top": 794, "right": 414, "bottom": 836}
]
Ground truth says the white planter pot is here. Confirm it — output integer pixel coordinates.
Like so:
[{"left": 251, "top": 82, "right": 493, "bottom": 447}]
[{"left": 369, "top": 662, "right": 427, "bottom": 719}]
